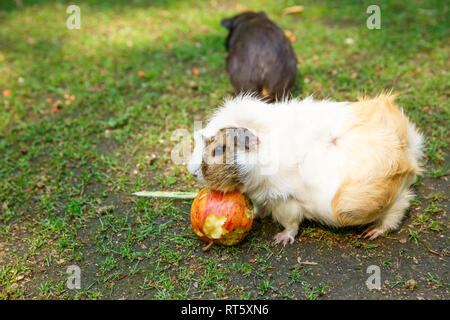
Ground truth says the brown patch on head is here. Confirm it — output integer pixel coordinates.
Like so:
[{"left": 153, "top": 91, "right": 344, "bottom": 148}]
[{"left": 201, "top": 127, "right": 258, "bottom": 193}]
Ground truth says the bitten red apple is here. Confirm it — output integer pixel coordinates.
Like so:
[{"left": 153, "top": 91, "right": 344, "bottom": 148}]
[{"left": 191, "top": 189, "right": 254, "bottom": 246}]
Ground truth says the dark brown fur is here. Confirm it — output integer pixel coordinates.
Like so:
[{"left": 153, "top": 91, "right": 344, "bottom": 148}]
[{"left": 221, "top": 11, "right": 298, "bottom": 102}]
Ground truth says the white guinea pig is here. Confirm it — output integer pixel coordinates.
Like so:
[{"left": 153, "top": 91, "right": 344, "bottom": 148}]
[{"left": 188, "top": 94, "right": 424, "bottom": 245}]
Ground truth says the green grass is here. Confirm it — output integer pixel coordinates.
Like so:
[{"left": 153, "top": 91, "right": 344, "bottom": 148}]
[{"left": 0, "top": 0, "right": 448, "bottom": 299}]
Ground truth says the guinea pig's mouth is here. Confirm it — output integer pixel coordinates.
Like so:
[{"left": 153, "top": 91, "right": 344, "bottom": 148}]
[
  {"left": 205, "top": 183, "right": 242, "bottom": 194},
  {"left": 202, "top": 169, "right": 243, "bottom": 193}
]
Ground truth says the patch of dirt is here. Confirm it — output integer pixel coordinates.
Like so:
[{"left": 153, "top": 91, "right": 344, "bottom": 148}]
[{"left": 1, "top": 176, "right": 447, "bottom": 300}]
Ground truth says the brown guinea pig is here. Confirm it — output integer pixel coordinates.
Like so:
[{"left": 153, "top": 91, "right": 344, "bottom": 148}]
[{"left": 221, "top": 11, "right": 298, "bottom": 102}]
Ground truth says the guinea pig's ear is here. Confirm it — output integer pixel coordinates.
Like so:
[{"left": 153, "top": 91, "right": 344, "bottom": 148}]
[
  {"left": 220, "top": 18, "right": 233, "bottom": 30},
  {"left": 258, "top": 11, "right": 268, "bottom": 18},
  {"left": 228, "top": 127, "right": 259, "bottom": 151}
]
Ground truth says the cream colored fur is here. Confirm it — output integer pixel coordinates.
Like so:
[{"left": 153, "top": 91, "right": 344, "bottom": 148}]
[{"left": 188, "top": 94, "right": 424, "bottom": 244}]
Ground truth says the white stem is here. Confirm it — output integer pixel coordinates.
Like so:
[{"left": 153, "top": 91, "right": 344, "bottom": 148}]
[{"left": 132, "top": 191, "right": 198, "bottom": 199}]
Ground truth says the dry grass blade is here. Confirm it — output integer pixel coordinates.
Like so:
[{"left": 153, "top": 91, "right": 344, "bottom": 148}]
[{"left": 282, "top": 5, "right": 304, "bottom": 15}]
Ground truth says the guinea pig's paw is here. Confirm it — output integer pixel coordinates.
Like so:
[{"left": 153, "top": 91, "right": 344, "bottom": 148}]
[
  {"left": 361, "top": 226, "right": 384, "bottom": 240},
  {"left": 274, "top": 231, "right": 295, "bottom": 245}
]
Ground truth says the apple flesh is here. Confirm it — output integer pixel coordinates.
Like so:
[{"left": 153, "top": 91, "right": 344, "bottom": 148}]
[{"left": 191, "top": 189, "right": 254, "bottom": 246}]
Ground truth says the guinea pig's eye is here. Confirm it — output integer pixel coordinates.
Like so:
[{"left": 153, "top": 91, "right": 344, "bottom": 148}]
[{"left": 212, "top": 145, "right": 226, "bottom": 157}]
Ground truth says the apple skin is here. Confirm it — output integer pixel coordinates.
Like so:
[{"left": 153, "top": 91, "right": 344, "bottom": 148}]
[{"left": 191, "top": 189, "right": 254, "bottom": 246}]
